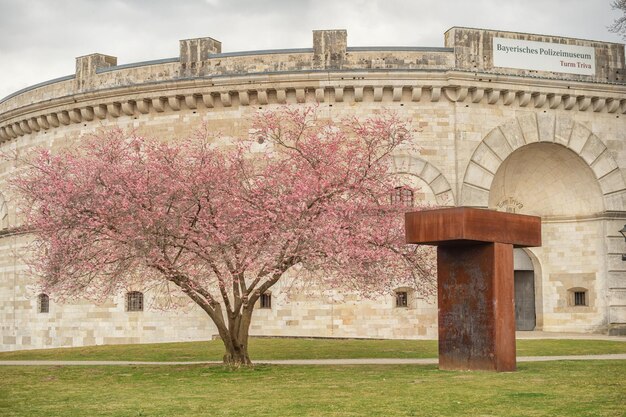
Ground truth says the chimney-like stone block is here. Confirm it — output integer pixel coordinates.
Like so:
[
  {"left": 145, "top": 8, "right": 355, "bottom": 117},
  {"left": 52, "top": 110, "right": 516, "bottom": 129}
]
[
  {"left": 75, "top": 54, "right": 117, "bottom": 91},
  {"left": 313, "top": 29, "right": 347, "bottom": 69},
  {"left": 180, "top": 37, "right": 222, "bottom": 76},
  {"left": 180, "top": 37, "right": 222, "bottom": 62}
]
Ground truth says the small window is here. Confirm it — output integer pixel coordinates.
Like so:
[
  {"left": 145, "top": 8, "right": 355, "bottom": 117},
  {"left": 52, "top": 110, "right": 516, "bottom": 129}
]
[
  {"left": 260, "top": 292, "right": 272, "bottom": 309},
  {"left": 126, "top": 291, "right": 144, "bottom": 312},
  {"left": 37, "top": 293, "right": 49, "bottom": 313},
  {"left": 568, "top": 288, "right": 589, "bottom": 307},
  {"left": 574, "top": 291, "right": 587, "bottom": 306},
  {"left": 390, "top": 187, "right": 414, "bottom": 208},
  {"left": 395, "top": 291, "right": 408, "bottom": 308}
]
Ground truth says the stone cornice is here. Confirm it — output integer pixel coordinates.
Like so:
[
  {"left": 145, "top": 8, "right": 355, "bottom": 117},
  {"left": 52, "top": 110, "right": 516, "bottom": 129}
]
[
  {"left": 541, "top": 211, "right": 626, "bottom": 223},
  {"left": 1, "top": 69, "right": 625, "bottom": 143}
]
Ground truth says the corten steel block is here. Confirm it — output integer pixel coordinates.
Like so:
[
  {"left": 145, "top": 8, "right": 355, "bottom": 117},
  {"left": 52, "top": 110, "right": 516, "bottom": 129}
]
[
  {"left": 438, "top": 242, "right": 516, "bottom": 371},
  {"left": 405, "top": 207, "right": 541, "bottom": 372},
  {"left": 405, "top": 206, "right": 541, "bottom": 247}
]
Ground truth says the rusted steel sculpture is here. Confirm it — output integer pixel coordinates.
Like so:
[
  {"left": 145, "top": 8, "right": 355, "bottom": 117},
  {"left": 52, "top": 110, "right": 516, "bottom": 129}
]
[{"left": 405, "top": 207, "right": 541, "bottom": 372}]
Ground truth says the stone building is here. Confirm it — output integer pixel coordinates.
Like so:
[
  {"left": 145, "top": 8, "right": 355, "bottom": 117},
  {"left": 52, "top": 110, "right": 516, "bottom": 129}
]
[{"left": 1, "top": 27, "right": 625, "bottom": 351}]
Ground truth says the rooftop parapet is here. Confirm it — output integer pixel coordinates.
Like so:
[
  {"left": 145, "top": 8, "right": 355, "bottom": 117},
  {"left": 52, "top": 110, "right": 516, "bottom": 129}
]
[
  {"left": 445, "top": 27, "right": 625, "bottom": 84},
  {"left": 0, "top": 28, "right": 623, "bottom": 118}
]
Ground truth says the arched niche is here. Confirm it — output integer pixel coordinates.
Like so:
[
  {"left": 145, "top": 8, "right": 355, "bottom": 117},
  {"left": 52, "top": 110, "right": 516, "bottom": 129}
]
[
  {"left": 460, "top": 113, "right": 625, "bottom": 212},
  {"left": 488, "top": 142, "right": 604, "bottom": 217},
  {"left": 391, "top": 154, "right": 455, "bottom": 206}
]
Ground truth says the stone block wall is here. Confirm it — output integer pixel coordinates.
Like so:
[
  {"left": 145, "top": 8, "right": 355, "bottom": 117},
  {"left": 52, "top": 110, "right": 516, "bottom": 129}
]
[{"left": 0, "top": 27, "right": 625, "bottom": 350}]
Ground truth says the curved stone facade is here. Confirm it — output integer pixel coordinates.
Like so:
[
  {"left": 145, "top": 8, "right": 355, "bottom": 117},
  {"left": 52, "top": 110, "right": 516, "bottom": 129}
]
[{"left": 1, "top": 27, "right": 625, "bottom": 351}]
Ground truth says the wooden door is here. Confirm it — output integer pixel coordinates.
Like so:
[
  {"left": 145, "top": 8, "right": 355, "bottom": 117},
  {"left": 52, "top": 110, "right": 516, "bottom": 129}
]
[{"left": 514, "top": 271, "right": 536, "bottom": 331}]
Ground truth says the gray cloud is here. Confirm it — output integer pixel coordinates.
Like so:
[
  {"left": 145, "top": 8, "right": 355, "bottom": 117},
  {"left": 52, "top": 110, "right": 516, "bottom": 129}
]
[{"left": 0, "top": 0, "right": 622, "bottom": 99}]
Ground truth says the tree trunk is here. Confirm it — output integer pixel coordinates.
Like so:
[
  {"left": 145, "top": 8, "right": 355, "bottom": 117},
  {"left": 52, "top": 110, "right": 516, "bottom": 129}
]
[
  {"left": 222, "top": 339, "right": 251, "bottom": 366},
  {"left": 221, "top": 307, "right": 254, "bottom": 367}
]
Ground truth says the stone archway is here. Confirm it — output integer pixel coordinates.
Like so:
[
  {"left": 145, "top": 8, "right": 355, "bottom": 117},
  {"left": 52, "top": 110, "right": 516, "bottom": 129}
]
[
  {"left": 488, "top": 142, "right": 605, "bottom": 217},
  {"left": 392, "top": 154, "right": 455, "bottom": 206},
  {"left": 459, "top": 113, "right": 623, "bottom": 332},
  {"left": 460, "top": 113, "right": 626, "bottom": 212}
]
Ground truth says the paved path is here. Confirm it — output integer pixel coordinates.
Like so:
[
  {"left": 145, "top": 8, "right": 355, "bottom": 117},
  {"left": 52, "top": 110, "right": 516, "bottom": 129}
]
[
  {"left": 1, "top": 353, "right": 625, "bottom": 366},
  {"left": 515, "top": 331, "right": 626, "bottom": 341}
]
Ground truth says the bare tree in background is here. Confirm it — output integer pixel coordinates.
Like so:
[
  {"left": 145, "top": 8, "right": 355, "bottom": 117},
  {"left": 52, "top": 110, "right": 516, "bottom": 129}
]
[{"left": 609, "top": 0, "right": 626, "bottom": 38}]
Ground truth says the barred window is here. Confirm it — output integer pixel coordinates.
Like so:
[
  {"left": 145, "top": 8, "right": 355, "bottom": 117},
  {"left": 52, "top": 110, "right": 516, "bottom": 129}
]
[
  {"left": 391, "top": 187, "right": 414, "bottom": 208},
  {"left": 37, "top": 293, "right": 49, "bottom": 313},
  {"left": 260, "top": 292, "right": 272, "bottom": 309},
  {"left": 126, "top": 291, "right": 144, "bottom": 312},
  {"left": 395, "top": 291, "right": 408, "bottom": 308},
  {"left": 568, "top": 288, "right": 589, "bottom": 307},
  {"left": 574, "top": 291, "right": 586, "bottom": 306}
]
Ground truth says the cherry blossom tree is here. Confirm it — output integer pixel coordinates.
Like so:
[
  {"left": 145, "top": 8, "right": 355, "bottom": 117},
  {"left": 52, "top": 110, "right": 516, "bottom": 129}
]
[{"left": 10, "top": 107, "right": 435, "bottom": 366}]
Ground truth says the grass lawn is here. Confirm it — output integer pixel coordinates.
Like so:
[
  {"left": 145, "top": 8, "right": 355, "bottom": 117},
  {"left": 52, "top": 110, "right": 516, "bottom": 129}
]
[
  {"left": 0, "top": 361, "right": 624, "bottom": 417},
  {"left": 0, "top": 338, "right": 625, "bottom": 362}
]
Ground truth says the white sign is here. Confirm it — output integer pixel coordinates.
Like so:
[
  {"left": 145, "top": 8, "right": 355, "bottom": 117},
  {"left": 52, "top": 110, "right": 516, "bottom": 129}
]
[{"left": 493, "top": 37, "right": 595, "bottom": 76}]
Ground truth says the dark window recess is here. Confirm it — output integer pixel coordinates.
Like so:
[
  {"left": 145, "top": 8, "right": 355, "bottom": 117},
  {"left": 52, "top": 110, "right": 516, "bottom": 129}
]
[
  {"left": 390, "top": 187, "right": 414, "bottom": 207},
  {"left": 38, "top": 293, "right": 49, "bottom": 313},
  {"left": 126, "top": 291, "right": 144, "bottom": 312},
  {"left": 395, "top": 291, "right": 408, "bottom": 308},
  {"left": 260, "top": 293, "right": 272, "bottom": 309},
  {"left": 574, "top": 291, "right": 587, "bottom": 306}
]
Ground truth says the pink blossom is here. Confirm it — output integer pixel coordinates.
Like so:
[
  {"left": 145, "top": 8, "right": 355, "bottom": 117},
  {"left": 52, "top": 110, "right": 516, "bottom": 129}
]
[{"left": 8, "top": 106, "right": 436, "bottom": 365}]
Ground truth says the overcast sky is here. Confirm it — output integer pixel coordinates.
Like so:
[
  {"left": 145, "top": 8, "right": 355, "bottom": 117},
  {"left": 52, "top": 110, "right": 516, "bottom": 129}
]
[{"left": 0, "top": 0, "right": 623, "bottom": 100}]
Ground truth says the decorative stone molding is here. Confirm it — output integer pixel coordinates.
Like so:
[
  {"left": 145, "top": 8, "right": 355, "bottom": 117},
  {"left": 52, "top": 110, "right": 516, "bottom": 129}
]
[
  {"left": 442, "top": 86, "right": 468, "bottom": 102},
  {"left": 0, "top": 72, "right": 625, "bottom": 144}
]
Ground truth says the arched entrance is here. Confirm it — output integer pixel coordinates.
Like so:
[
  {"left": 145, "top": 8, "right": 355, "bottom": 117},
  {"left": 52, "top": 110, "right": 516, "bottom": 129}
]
[
  {"left": 486, "top": 140, "right": 606, "bottom": 331},
  {"left": 459, "top": 112, "right": 626, "bottom": 333}
]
